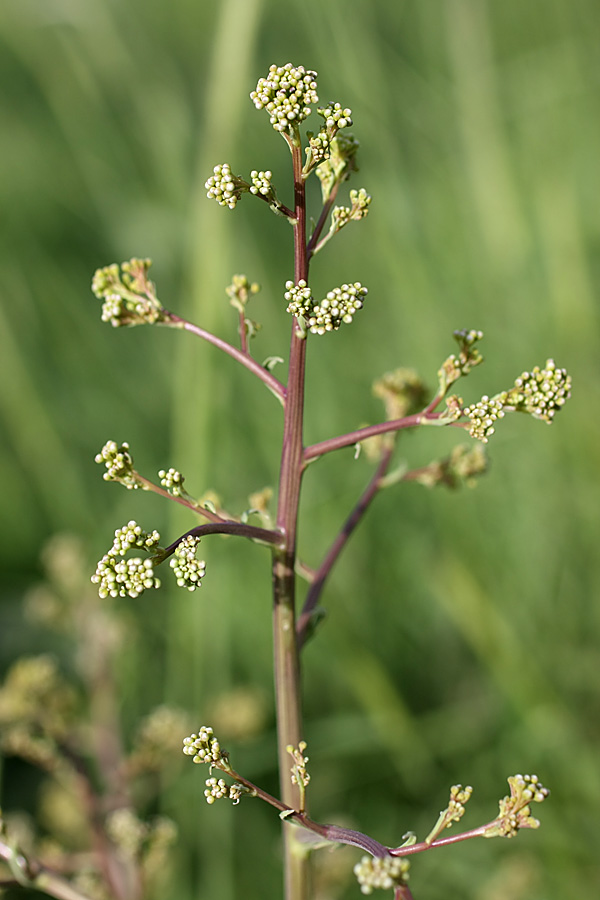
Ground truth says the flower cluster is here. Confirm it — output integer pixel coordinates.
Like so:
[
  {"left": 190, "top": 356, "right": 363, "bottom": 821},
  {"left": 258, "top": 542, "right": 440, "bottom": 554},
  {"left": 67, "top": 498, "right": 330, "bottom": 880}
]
[
  {"left": 95, "top": 440, "right": 140, "bottom": 489},
  {"left": 316, "top": 132, "right": 360, "bottom": 200},
  {"left": 502, "top": 359, "right": 571, "bottom": 422},
  {"left": 182, "top": 726, "right": 228, "bottom": 768},
  {"left": 204, "top": 777, "right": 245, "bottom": 805},
  {"left": 205, "top": 163, "right": 248, "bottom": 210},
  {"left": 226, "top": 274, "right": 261, "bottom": 312},
  {"left": 331, "top": 188, "right": 372, "bottom": 230},
  {"left": 463, "top": 395, "right": 506, "bottom": 443},
  {"left": 306, "top": 131, "right": 331, "bottom": 169},
  {"left": 249, "top": 169, "right": 274, "bottom": 198},
  {"left": 92, "top": 259, "right": 165, "bottom": 327},
  {"left": 169, "top": 535, "right": 206, "bottom": 591},
  {"left": 353, "top": 855, "right": 410, "bottom": 895},
  {"left": 318, "top": 101, "right": 353, "bottom": 135},
  {"left": 158, "top": 467, "right": 184, "bottom": 496},
  {"left": 287, "top": 741, "right": 310, "bottom": 790},
  {"left": 91, "top": 521, "right": 162, "bottom": 599},
  {"left": 250, "top": 63, "right": 318, "bottom": 134},
  {"left": 285, "top": 280, "right": 368, "bottom": 334},
  {"left": 485, "top": 774, "right": 549, "bottom": 838},
  {"left": 128, "top": 706, "right": 191, "bottom": 773},
  {"left": 438, "top": 329, "right": 484, "bottom": 394},
  {"left": 373, "top": 368, "right": 428, "bottom": 421}
]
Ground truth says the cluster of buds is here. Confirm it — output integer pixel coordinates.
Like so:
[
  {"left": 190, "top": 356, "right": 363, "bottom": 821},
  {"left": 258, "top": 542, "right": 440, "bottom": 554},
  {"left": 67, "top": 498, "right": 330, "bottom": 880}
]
[
  {"left": 317, "top": 101, "right": 353, "bottom": 137},
  {"left": 226, "top": 274, "right": 261, "bottom": 313},
  {"left": 128, "top": 705, "right": 191, "bottom": 774},
  {"left": 158, "top": 467, "right": 185, "bottom": 497},
  {"left": 353, "top": 855, "right": 410, "bottom": 895},
  {"left": 91, "top": 521, "right": 162, "bottom": 599},
  {"left": 205, "top": 163, "right": 248, "bottom": 210},
  {"left": 285, "top": 280, "right": 368, "bottom": 334},
  {"left": 316, "top": 132, "right": 360, "bottom": 201},
  {"left": 95, "top": 440, "right": 141, "bottom": 489},
  {"left": 332, "top": 188, "right": 371, "bottom": 228},
  {"left": 463, "top": 359, "right": 571, "bottom": 443},
  {"left": 169, "top": 535, "right": 206, "bottom": 591},
  {"left": 438, "top": 329, "right": 484, "bottom": 395},
  {"left": 463, "top": 395, "right": 506, "bottom": 443},
  {"left": 373, "top": 368, "right": 428, "bottom": 420},
  {"left": 92, "top": 258, "right": 166, "bottom": 327},
  {"left": 203, "top": 778, "right": 246, "bottom": 805},
  {"left": 409, "top": 443, "right": 488, "bottom": 489},
  {"left": 424, "top": 784, "right": 473, "bottom": 844},
  {"left": 250, "top": 63, "right": 318, "bottom": 134},
  {"left": 249, "top": 169, "right": 275, "bottom": 198},
  {"left": 485, "top": 774, "right": 549, "bottom": 838},
  {"left": 501, "top": 359, "right": 571, "bottom": 423},
  {"left": 182, "top": 726, "right": 229, "bottom": 769}
]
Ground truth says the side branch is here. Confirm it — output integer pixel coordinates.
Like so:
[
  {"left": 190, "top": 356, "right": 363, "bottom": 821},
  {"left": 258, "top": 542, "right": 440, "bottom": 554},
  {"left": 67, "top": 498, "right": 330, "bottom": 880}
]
[
  {"left": 304, "top": 411, "right": 463, "bottom": 461},
  {"left": 166, "top": 313, "right": 286, "bottom": 403},
  {"left": 296, "top": 445, "right": 394, "bottom": 647},
  {"left": 159, "top": 522, "right": 284, "bottom": 559}
]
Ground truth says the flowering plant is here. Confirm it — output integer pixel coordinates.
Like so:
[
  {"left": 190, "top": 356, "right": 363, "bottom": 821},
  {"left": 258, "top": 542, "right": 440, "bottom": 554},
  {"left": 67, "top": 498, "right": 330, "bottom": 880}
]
[{"left": 0, "top": 62, "right": 570, "bottom": 900}]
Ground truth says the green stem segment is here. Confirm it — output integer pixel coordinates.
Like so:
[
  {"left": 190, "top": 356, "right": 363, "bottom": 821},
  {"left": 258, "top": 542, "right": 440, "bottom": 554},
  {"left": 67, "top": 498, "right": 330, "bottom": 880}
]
[{"left": 272, "top": 133, "right": 310, "bottom": 900}]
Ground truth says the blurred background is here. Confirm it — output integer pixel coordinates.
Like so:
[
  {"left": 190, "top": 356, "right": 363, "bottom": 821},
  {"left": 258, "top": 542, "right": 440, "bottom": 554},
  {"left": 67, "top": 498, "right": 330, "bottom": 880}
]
[{"left": 1, "top": 0, "right": 599, "bottom": 898}]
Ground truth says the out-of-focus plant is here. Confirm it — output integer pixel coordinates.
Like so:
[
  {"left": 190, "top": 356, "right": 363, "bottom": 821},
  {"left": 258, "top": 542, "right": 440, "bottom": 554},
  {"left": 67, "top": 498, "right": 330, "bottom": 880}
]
[
  {"left": 1, "top": 63, "right": 570, "bottom": 900},
  {"left": 0, "top": 535, "right": 186, "bottom": 900}
]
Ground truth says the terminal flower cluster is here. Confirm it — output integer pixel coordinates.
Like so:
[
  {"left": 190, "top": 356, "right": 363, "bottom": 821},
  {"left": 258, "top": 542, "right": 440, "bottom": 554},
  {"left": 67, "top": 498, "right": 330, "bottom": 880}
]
[
  {"left": 249, "top": 169, "right": 275, "bottom": 198},
  {"left": 169, "top": 535, "right": 206, "bottom": 591},
  {"left": 438, "top": 329, "right": 484, "bottom": 394},
  {"left": 502, "top": 359, "right": 571, "bottom": 422},
  {"left": 204, "top": 777, "right": 245, "bottom": 805},
  {"left": 285, "top": 280, "right": 368, "bottom": 334},
  {"left": 316, "top": 132, "right": 360, "bottom": 200},
  {"left": 250, "top": 63, "right": 318, "bottom": 134},
  {"left": 331, "top": 188, "right": 372, "bottom": 230},
  {"left": 318, "top": 101, "right": 353, "bottom": 135},
  {"left": 484, "top": 774, "right": 549, "bottom": 838},
  {"left": 91, "top": 521, "right": 162, "bottom": 599},
  {"left": 158, "top": 467, "right": 185, "bottom": 496},
  {"left": 205, "top": 163, "right": 248, "bottom": 210},
  {"left": 463, "top": 395, "right": 506, "bottom": 443},
  {"left": 353, "top": 855, "right": 410, "bottom": 895},
  {"left": 373, "top": 368, "right": 428, "bottom": 421},
  {"left": 95, "top": 440, "right": 140, "bottom": 489},
  {"left": 92, "top": 258, "right": 165, "bottom": 327},
  {"left": 182, "top": 726, "right": 229, "bottom": 769}
]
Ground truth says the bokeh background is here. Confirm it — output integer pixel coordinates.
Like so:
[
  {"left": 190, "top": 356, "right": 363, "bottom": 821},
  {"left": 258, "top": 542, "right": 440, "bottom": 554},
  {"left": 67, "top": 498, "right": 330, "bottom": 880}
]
[{"left": 1, "top": 0, "right": 599, "bottom": 898}]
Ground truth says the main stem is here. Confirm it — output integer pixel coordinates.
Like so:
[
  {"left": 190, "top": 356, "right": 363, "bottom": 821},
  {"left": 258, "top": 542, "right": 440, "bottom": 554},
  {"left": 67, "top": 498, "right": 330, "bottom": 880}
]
[{"left": 272, "top": 135, "right": 309, "bottom": 900}]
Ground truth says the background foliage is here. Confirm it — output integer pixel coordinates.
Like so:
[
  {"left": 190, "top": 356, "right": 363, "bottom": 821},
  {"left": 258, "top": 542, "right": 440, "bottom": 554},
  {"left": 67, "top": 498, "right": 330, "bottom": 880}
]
[{"left": 1, "top": 0, "right": 599, "bottom": 897}]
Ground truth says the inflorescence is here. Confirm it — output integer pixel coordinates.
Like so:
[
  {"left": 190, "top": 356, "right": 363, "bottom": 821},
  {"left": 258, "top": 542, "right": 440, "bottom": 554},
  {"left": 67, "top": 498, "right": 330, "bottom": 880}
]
[
  {"left": 182, "top": 726, "right": 228, "bottom": 769},
  {"left": 95, "top": 440, "right": 140, "bottom": 489},
  {"left": 485, "top": 774, "right": 549, "bottom": 838},
  {"left": 91, "top": 521, "right": 162, "bottom": 599},
  {"left": 353, "top": 855, "right": 410, "bottom": 895},
  {"left": 91, "top": 522, "right": 206, "bottom": 599},
  {"left": 285, "top": 280, "right": 368, "bottom": 334},
  {"left": 169, "top": 535, "right": 206, "bottom": 592},
  {"left": 463, "top": 358, "right": 571, "bottom": 443},
  {"left": 92, "top": 258, "right": 166, "bottom": 327},
  {"left": 250, "top": 63, "right": 319, "bottom": 134}
]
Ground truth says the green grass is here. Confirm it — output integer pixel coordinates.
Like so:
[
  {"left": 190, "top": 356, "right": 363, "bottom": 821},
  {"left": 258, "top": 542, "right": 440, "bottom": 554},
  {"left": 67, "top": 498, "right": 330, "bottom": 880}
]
[{"left": 1, "top": 0, "right": 599, "bottom": 897}]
